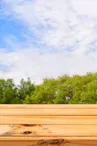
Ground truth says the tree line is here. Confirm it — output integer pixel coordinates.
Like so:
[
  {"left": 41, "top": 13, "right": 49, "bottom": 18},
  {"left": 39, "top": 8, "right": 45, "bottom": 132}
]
[{"left": 0, "top": 72, "right": 97, "bottom": 104}]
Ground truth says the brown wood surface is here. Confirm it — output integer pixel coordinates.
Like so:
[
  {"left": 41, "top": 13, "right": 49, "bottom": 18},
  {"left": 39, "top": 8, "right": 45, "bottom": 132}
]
[
  {"left": 1, "top": 104, "right": 97, "bottom": 108},
  {"left": 1, "top": 137, "right": 97, "bottom": 146},
  {"left": 1, "top": 108, "right": 97, "bottom": 116},
  {"left": 1, "top": 138, "right": 97, "bottom": 146},
  {"left": 0, "top": 140, "right": 97, "bottom": 146},
  {"left": 1, "top": 124, "right": 97, "bottom": 137},
  {"left": 1, "top": 104, "right": 97, "bottom": 146},
  {"left": 1, "top": 115, "right": 97, "bottom": 124}
]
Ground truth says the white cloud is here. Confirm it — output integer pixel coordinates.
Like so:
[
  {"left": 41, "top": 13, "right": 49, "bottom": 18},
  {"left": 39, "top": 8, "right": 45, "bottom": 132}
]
[
  {"left": 4, "top": 0, "right": 97, "bottom": 51},
  {"left": 71, "top": 0, "right": 97, "bottom": 18},
  {"left": 2, "top": 0, "right": 97, "bottom": 51},
  {"left": 1, "top": 0, "right": 97, "bottom": 84},
  {"left": 0, "top": 48, "right": 97, "bottom": 85}
]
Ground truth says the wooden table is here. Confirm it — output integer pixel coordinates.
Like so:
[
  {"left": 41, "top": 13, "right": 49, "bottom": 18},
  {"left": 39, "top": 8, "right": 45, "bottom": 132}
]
[{"left": 0, "top": 104, "right": 97, "bottom": 146}]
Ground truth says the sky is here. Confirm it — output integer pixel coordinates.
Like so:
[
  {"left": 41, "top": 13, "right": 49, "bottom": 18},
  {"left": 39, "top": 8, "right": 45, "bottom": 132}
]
[{"left": 0, "top": 0, "right": 97, "bottom": 84}]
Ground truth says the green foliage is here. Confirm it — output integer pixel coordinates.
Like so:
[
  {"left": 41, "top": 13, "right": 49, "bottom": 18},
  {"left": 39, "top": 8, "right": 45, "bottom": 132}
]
[
  {"left": 17, "top": 78, "right": 35, "bottom": 101},
  {"left": 1, "top": 72, "right": 97, "bottom": 104}
]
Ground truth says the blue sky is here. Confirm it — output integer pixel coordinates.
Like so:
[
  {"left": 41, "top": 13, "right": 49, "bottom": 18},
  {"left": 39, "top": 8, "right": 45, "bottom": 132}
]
[
  {"left": 0, "top": 0, "right": 97, "bottom": 84},
  {"left": 0, "top": 17, "right": 26, "bottom": 50}
]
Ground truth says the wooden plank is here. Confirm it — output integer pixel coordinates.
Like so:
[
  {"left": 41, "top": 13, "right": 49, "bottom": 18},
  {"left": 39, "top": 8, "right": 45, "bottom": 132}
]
[
  {"left": 1, "top": 124, "right": 97, "bottom": 137},
  {"left": 1, "top": 116, "right": 97, "bottom": 124},
  {"left": 1, "top": 136, "right": 97, "bottom": 140},
  {"left": 1, "top": 138, "right": 97, "bottom": 146},
  {"left": 1, "top": 137, "right": 97, "bottom": 146},
  {"left": 1, "top": 104, "right": 97, "bottom": 109},
  {"left": 1, "top": 139, "right": 97, "bottom": 146},
  {"left": 0, "top": 140, "right": 66, "bottom": 146},
  {"left": 1, "top": 105, "right": 97, "bottom": 146},
  {"left": 1, "top": 108, "right": 97, "bottom": 115}
]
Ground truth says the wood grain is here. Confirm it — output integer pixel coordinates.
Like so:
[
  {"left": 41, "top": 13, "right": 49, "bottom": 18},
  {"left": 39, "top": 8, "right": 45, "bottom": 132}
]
[
  {"left": 1, "top": 139, "right": 97, "bottom": 146},
  {"left": 1, "top": 116, "right": 97, "bottom": 124},
  {"left": 1, "top": 108, "right": 97, "bottom": 115},
  {"left": 1, "top": 104, "right": 97, "bottom": 146},
  {"left": 0, "top": 140, "right": 97, "bottom": 146},
  {"left": 1, "top": 137, "right": 97, "bottom": 146},
  {"left": 1, "top": 104, "right": 97, "bottom": 108},
  {"left": 1, "top": 124, "right": 97, "bottom": 137}
]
